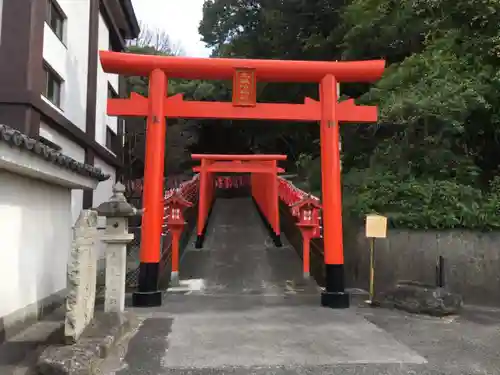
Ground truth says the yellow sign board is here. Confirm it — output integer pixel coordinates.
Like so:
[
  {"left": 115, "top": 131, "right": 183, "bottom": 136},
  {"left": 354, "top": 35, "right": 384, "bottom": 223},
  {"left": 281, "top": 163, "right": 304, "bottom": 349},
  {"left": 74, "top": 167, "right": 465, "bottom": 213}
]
[{"left": 365, "top": 214, "right": 387, "bottom": 238}]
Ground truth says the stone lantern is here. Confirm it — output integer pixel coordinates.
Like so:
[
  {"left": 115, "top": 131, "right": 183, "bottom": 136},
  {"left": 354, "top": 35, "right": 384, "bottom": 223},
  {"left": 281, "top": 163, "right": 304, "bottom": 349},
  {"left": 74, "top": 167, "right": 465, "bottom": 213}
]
[{"left": 96, "top": 182, "right": 142, "bottom": 313}]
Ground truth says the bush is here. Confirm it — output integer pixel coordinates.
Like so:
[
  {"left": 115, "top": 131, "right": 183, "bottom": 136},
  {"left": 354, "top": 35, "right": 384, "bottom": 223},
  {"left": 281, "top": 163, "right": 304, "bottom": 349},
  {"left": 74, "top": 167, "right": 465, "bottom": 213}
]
[
  {"left": 342, "top": 169, "right": 500, "bottom": 230},
  {"left": 295, "top": 153, "right": 500, "bottom": 230},
  {"left": 295, "top": 154, "right": 323, "bottom": 196}
]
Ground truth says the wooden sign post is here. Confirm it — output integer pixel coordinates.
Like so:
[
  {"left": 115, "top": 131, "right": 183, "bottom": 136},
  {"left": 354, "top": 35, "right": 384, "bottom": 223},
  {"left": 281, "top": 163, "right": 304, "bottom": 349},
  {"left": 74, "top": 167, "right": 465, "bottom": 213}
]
[{"left": 365, "top": 214, "right": 387, "bottom": 304}]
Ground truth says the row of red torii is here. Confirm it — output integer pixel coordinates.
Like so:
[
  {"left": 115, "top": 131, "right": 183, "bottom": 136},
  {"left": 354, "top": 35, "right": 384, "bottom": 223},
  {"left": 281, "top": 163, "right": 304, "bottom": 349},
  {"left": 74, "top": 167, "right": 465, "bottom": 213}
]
[
  {"left": 100, "top": 50, "right": 385, "bottom": 308},
  {"left": 161, "top": 160, "right": 321, "bottom": 287}
]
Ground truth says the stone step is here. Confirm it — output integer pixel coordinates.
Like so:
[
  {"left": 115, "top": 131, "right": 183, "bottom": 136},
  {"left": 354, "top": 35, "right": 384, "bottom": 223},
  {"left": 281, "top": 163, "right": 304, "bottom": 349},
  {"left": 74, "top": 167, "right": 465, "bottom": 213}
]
[{"left": 0, "top": 306, "right": 64, "bottom": 375}]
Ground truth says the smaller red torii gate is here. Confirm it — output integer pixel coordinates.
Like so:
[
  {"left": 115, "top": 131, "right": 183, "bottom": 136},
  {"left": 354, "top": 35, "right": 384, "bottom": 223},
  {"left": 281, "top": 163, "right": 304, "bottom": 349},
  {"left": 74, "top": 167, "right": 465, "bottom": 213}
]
[
  {"left": 100, "top": 51, "right": 385, "bottom": 309},
  {"left": 191, "top": 154, "right": 286, "bottom": 248}
]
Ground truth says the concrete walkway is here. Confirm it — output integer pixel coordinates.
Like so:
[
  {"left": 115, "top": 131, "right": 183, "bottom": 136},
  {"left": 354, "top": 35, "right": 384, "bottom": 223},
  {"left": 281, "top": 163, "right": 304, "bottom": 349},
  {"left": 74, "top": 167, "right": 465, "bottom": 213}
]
[
  {"left": 173, "top": 198, "right": 320, "bottom": 296},
  {"left": 100, "top": 198, "right": 500, "bottom": 374}
]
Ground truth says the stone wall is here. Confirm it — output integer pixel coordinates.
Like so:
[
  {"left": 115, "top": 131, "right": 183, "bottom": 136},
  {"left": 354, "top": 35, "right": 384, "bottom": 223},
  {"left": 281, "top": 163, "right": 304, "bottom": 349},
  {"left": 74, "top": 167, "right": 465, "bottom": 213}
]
[
  {"left": 344, "top": 224, "right": 500, "bottom": 307},
  {"left": 280, "top": 204, "right": 500, "bottom": 307}
]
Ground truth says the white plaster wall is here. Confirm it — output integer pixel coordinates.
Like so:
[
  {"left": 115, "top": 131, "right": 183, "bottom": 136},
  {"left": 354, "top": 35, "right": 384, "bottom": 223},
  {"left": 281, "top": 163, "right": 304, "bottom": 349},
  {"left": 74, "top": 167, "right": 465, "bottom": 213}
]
[
  {"left": 39, "top": 121, "right": 85, "bottom": 225},
  {"left": 96, "top": 14, "right": 119, "bottom": 151},
  {"left": 42, "top": 0, "right": 90, "bottom": 131},
  {"left": 0, "top": 171, "right": 71, "bottom": 318},
  {"left": 93, "top": 157, "right": 116, "bottom": 208},
  {"left": 108, "top": 67, "right": 119, "bottom": 94}
]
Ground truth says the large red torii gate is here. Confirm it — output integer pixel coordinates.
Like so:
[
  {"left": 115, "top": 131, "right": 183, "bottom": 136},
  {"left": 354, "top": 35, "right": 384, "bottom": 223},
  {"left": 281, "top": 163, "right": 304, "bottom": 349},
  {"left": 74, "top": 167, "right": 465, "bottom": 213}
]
[{"left": 100, "top": 51, "right": 385, "bottom": 309}]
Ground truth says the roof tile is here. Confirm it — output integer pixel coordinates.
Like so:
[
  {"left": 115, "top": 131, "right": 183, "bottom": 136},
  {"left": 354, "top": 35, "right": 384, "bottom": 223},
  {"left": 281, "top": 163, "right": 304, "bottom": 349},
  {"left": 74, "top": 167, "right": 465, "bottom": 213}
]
[{"left": 0, "top": 124, "right": 110, "bottom": 182}]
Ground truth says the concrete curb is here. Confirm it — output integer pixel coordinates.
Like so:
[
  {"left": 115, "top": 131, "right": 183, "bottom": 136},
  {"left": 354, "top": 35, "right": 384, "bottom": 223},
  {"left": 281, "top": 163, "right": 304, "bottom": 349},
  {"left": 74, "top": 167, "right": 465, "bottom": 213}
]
[{"left": 35, "top": 312, "right": 138, "bottom": 375}]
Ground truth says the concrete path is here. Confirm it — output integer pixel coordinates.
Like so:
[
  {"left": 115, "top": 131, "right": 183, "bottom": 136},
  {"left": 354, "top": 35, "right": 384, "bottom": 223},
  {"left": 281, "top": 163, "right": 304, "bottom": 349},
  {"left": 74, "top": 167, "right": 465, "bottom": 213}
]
[
  {"left": 173, "top": 198, "right": 320, "bottom": 296},
  {"left": 100, "top": 198, "right": 500, "bottom": 374}
]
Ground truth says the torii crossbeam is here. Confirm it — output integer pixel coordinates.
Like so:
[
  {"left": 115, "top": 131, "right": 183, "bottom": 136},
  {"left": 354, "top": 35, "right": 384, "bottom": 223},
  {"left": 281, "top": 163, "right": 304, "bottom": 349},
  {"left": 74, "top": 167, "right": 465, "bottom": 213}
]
[
  {"left": 108, "top": 94, "right": 376, "bottom": 123},
  {"left": 100, "top": 51, "right": 385, "bottom": 309}
]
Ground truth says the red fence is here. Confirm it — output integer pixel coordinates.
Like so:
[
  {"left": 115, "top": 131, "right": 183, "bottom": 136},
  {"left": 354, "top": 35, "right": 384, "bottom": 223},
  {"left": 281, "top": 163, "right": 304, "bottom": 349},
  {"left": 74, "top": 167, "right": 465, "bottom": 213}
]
[
  {"left": 215, "top": 175, "right": 250, "bottom": 189},
  {"left": 161, "top": 174, "right": 321, "bottom": 240},
  {"left": 126, "top": 175, "right": 190, "bottom": 199}
]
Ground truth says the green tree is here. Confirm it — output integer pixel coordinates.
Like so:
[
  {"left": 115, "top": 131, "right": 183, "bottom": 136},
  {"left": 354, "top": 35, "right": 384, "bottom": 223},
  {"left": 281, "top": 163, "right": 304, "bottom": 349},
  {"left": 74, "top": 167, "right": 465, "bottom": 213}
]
[
  {"left": 122, "top": 23, "right": 199, "bottom": 181},
  {"left": 196, "top": 0, "right": 500, "bottom": 229}
]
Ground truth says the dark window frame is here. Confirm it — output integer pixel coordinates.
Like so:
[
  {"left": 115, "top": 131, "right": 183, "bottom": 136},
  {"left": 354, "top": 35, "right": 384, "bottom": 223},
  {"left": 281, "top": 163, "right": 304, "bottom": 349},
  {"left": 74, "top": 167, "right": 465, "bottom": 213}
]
[
  {"left": 117, "top": 118, "right": 125, "bottom": 148},
  {"left": 106, "top": 125, "right": 120, "bottom": 155},
  {"left": 42, "top": 62, "right": 64, "bottom": 108},
  {"left": 46, "top": 0, "right": 67, "bottom": 42}
]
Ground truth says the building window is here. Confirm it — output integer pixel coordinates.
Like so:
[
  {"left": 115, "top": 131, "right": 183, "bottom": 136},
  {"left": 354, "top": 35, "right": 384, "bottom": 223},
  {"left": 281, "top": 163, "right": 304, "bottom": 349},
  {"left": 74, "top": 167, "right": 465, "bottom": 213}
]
[
  {"left": 118, "top": 119, "right": 126, "bottom": 147},
  {"left": 106, "top": 126, "right": 119, "bottom": 154},
  {"left": 43, "top": 63, "right": 63, "bottom": 108},
  {"left": 46, "top": 0, "right": 66, "bottom": 41}
]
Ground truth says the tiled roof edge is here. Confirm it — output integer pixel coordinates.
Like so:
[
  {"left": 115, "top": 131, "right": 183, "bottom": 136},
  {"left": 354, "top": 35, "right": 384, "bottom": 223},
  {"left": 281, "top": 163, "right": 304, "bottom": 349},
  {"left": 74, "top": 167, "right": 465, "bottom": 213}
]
[{"left": 0, "top": 124, "right": 110, "bottom": 182}]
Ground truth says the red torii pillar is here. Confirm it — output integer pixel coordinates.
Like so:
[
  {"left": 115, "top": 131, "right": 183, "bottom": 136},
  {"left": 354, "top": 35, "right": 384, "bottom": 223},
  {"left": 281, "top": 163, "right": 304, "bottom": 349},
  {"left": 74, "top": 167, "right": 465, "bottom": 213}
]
[
  {"left": 135, "top": 69, "right": 166, "bottom": 307},
  {"left": 320, "top": 75, "right": 347, "bottom": 307},
  {"left": 99, "top": 51, "right": 385, "bottom": 308}
]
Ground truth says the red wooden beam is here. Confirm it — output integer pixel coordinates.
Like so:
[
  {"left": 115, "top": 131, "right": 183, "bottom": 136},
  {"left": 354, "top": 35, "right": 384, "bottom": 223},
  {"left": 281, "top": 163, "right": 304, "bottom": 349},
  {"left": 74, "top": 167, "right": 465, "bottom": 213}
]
[
  {"left": 100, "top": 51, "right": 385, "bottom": 83},
  {"left": 108, "top": 92, "right": 147, "bottom": 116},
  {"left": 108, "top": 94, "right": 377, "bottom": 123},
  {"left": 193, "top": 164, "right": 285, "bottom": 174},
  {"left": 191, "top": 154, "right": 287, "bottom": 161}
]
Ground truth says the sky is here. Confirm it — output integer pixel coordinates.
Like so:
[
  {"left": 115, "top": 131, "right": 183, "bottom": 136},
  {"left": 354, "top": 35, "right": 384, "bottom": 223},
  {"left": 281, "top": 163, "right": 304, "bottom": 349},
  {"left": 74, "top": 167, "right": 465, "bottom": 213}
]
[{"left": 131, "top": 0, "right": 212, "bottom": 57}]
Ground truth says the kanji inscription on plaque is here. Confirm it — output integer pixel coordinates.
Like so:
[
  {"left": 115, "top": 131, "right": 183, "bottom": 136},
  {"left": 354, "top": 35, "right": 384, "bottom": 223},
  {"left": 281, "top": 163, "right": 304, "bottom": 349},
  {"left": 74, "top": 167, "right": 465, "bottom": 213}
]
[{"left": 232, "top": 68, "right": 256, "bottom": 107}]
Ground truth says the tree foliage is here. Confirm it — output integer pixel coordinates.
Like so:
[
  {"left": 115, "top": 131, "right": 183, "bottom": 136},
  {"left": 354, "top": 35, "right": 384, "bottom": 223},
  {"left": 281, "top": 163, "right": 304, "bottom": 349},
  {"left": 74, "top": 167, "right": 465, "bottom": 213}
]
[
  {"left": 194, "top": 0, "right": 500, "bottom": 230},
  {"left": 128, "top": 21, "right": 184, "bottom": 56},
  {"left": 122, "top": 24, "right": 197, "bottom": 180}
]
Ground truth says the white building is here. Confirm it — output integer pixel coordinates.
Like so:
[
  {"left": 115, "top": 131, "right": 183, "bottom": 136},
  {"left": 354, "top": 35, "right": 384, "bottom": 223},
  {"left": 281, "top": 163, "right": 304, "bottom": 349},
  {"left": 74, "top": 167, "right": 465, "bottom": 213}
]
[
  {"left": 0, "top": 0, "right": 139, "bottom": 224},
  {"left": 0, "top": 0, "right": 139, "bottom": 343}
]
